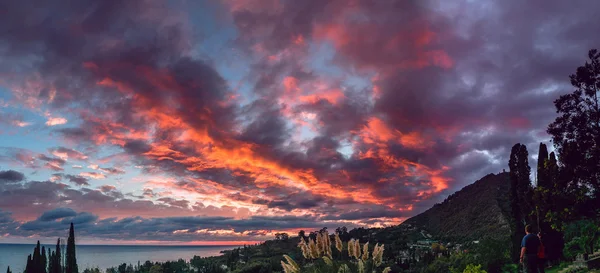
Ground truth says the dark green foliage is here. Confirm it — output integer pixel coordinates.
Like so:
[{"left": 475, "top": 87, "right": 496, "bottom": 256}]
[
  {"left": 66, "top": 223, "right": 78, "bottom": 273},
  {"left": 422, "top": 252, "right": 476, "bottom": 273},
  {"left": 547, "top": 48, "right": 600, "bottom": 215},
  {"left": 563, "top": 220, "right": 600, "bottom": 258},
  {"left": 475, "top": 239, "right": 512, "bottom": 273},
  {"left": 161, "top": 259, "right": 188, "bottom": 273},
  {"left": 6, "top": 266, "right": 11, "bottom": 273},
  {"left": 116, "top": 263, "right": 134, "bottom": 273},
  {"left": 232, "top": 261, "right": 273, "bottom": 273},
  {"left": 191, "top": 256, "right": 227, "bottom": 273}
]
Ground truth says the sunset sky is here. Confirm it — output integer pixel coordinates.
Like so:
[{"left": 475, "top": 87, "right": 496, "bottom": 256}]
[{"left": 1, "top": 0, "right": 599, "bottom": 244}]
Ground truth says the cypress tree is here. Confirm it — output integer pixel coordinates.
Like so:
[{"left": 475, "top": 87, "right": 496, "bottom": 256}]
[
  {"left": 536, "top": 143, "right": 549, "bottom": 188},
  {"left": 42, "top": 246, "right": 47, "bottom": 273},
  {"left": 534, "top": 143, "right": 551, "bottom": 233},
  {"left": 25, "top": 254, "right": 32, "bottom": 273},
  {"left": 6, "top": 266, "right": 11, "bottom": 273},
  {"left": 547, "top": 152, "right": 559, "bottom": 188},
  {"left": 508, "top": 143, "right": 534, "bottom": 262},
  {"left": 48, "top": 249, "right": 54, "bottom": 273},
  {"left": 66, "top": 223, "right": 78, "bottom": 273},
  {"left": 509, "top": 144, "right": 524, "bottom": 263},
  {"left": 33, "top": 241, "right": 41, "bottom": 273},
  {"left": 55, "top": 239, "right": 62, "bottom": 273}
]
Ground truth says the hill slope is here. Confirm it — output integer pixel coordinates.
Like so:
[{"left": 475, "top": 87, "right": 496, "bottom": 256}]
[{"left": 401, "top": 172, "right": 512, "bottom": 243}]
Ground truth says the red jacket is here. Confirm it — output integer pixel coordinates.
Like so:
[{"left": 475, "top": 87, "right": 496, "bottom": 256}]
[{"left": 538, "top": 242, "right": 545, "bottom": 259}]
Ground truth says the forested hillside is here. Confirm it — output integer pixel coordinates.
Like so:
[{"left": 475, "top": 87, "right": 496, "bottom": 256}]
[{"left": 401, "top": 172, "right": 512, "bottom": 243}]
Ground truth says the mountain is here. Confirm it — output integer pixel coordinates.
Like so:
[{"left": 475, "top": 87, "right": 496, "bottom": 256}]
[
  {"left": 198, "top": 172, "right": 515, "bottom": 273},
  {"left": 400, "top": 171, "right": 512, "bottom": 243}
]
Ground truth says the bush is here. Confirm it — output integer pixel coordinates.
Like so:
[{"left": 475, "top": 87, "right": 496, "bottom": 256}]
[
  {"left": 500, "top": 263, "right": 517, "bottom": 273},
  {"left": 474, "top": 239, "right": 511, "bottom": 273},
  {"left": 463, "top": 264, "right": 487, "bottom": 273},
  {"left": 564, "top": 237, "right": 586, "bottom": 260},
  {"left": 564, "top": 220, "right": 599, "bottom": 257}
]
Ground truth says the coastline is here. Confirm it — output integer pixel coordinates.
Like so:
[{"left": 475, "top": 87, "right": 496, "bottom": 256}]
[{"left": 0, "top": 244, "right": 240, "bottom": 273}]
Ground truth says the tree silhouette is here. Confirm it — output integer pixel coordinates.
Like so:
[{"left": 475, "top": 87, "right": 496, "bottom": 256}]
[
  {"left": 298, "top": 230, "right": 305, "bottom": 240},
  {"left": 48, "top": 248, "right": 54, "bottom": 273},
  {"left": 547, "top": 48, "right": 600, "bottom": 217},
  {"left": 508, "top": 143, "right": 533, "bottom": 262},
  {"left": 42, "top": 246, "right": 47, "bottom": 273},
  {"left": 54, "top": 238, "right": 62, "bottom": 273},
  {"left": 536, "top": 143, "right": 549, "bottom": 188},
  {"left": 6, "top": 266, "right": 11, "bottom": 273},
  {"left": 66, "top": 223, "right": 78, "bottom": 273},
  {"left": 25, "top": 255, "right": 32, "bottom": 273}
]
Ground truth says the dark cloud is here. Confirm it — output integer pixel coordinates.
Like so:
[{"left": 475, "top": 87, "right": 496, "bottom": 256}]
[
  {"left": 0, "top": 169, "right": 25, "bottom": 183},
  {"left": 21, "top": 210, "right": 98, "bottom": 231},
  {"left": 38, "top": 207, "right": 77, "bottom": 221},
  {"left": 99, "top": 185, "right": 116, "bottom": 192},
  {"left": 1, "top": 0, "right": 600, "bottom": 242},
  {"left": 37, "top": 154, "right": 67, "bottom": 171},
  {"left": 3, "top": 207, "right": 355, "bottom": 242},
  {"left": 157, "top": 197, "right": 190, "bottom": 209},
  {"left": 65, "top": 174, "right": 90, "bottom": 186},
  {"left": 101, "top": 167, "right": 125, "bottom": 175}
]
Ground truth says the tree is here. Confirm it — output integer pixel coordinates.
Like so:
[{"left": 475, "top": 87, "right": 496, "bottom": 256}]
[
  {"left": 6, "top": 266, "right": 11, "bottom": 273},
  {"left": 336, "top": 226, "right": 349, "bottom": 240},
  {"left": 42, "top": 246, "right": 47, "bottom": 273},
  {"left": 536, "top": 143, "right": 549, "bottom": 188},
  {"left": 547, "top": 48, "right": 600, "bottom": 215},
  {"left": 564, "top": 220, "right": 599, "bottom": 255},
  {"left": 149, "top": 265, "right": 163, "bottom": 273},
  {"left": 298, "top": 230, "right": 305, "bottom": 240},
  {"left": 54, "top": 238, "right": 62, "bottom": 273},
  {"left": 66, "top": 223, "right": 78, "bottom": 273},
  {"left": 25, "top": 254, "right": 32, "bottom": 273},
  {"left": 275, "top": 233, "right": 289, "bottom": 241},
  {"left": 508, "top": 143, "right": 533, "bottom": 262},
  {"left": 534, "top": 143, "right": 554, "bottom": 234},
  {"left": 48, "top": 249, "right": 54, "bottom": 273}
]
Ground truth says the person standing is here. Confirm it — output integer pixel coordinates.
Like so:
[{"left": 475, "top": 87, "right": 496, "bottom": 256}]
[
  {"left": 537, "top": 233, "right": 546, "bottom": 273},
  {"left": 520, "top": 225, "right": 541, "bottom": 273}
]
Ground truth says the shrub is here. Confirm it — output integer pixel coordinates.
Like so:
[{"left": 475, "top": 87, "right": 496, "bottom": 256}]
[
  {"left": 463, "top": 264, "right": 487, "bottom": 273},
  {"left": 500, "top": 263, "right": 517, "bottom": 273},
  {"left": 281, "top": 231, "right": 391, "bottom": 273}
]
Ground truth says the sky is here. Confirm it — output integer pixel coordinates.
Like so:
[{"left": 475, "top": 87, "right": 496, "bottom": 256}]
[{"left": 1, "top": 0, "right": 599, "bottom": 245}]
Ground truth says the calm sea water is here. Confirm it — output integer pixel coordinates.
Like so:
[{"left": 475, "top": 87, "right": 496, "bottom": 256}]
[{"left": 0, "top": 244, "right": 237, "bottom": 273}]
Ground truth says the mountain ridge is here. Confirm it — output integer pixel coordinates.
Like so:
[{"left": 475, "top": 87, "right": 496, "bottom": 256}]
[{"left": 400, "top": 171, "right": 512, "bottom": 243}]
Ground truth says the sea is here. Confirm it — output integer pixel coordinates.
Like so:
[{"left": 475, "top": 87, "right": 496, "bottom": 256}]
[{"left": 0, "top": 244, "right": 237, "bottom": 273}]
